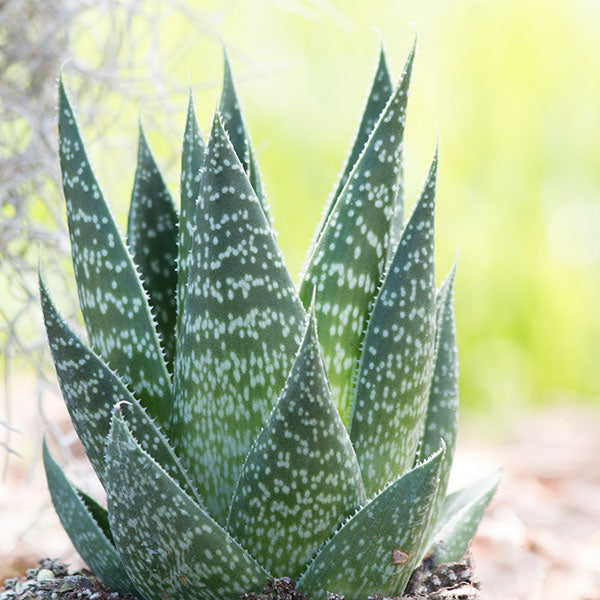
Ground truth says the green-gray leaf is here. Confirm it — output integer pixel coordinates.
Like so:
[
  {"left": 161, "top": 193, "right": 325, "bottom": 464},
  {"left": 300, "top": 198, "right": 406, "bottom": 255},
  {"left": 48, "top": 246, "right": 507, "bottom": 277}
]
[
  {"left": 428, "top": 469, "right": 501, "bottom": 565},
  {"left": 43, "top": 440, "right": 136, "bottom": 596},
  {"left": 77, "top": 487, "right": 113, "bottom": 544},
  {"left": 40, "top": 272, "right": 201, "bottom": 504},
  {"left": 58, "top": 78, "right": 171, "bottom": 427},
  {"left": 127, "top": 124, "right": 178, "bottom": 372},
  {"left": 318, "top": 45, "right": 393, "bottom": 244},
  {"left": 350, "top": 149, "right": 438, "bottom": 498},
  {"left": 227, "top": 307, "right": 365, "bottom": 578},
  {"left": 105, "top": 414, "right": 270, "bottom": 600},
  {"left": 171, "top": 113, "right": 305, "bottom": 524},
  {"left": 418, "top": 263, "right": 459, "bottom": 536},
  {"left": 297, "top": 446, "right": 444, "bottom": 600},
  {"left": 299, "top": 43, "right": 415, "bottom": 426},
  {"left": 388, "top": 38, "right": 418, "bottom": 259},
  {"left": 247, "top": 141, "right": 266, "bottom": 217},
  {"left": 219, "top": 48, "right": 268, "bottom": 223},
  {"left": 177, "top": 91, "right": 205, "bottom": 345}
]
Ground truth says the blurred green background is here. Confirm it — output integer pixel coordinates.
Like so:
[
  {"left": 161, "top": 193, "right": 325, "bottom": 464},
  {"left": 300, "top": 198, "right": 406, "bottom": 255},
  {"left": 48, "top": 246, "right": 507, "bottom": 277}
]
[{"left": 5, "top": 0, "right": 600, "bottom": 428}]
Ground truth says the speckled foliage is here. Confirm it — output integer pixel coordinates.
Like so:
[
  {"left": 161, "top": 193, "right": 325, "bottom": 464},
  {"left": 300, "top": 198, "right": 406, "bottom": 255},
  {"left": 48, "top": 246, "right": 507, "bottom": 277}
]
[{"left": 41, "top": 42, "right": 500, "bottom": 600}]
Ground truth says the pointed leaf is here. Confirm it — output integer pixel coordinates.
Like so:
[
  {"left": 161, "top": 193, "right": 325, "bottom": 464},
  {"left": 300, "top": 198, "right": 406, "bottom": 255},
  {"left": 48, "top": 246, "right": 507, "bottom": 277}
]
[
  {"left": 43, "top": 440, "right": 136, "bottom": 596},
  {"left": 219, "top": 49, "right": 269, "bottom": 223},
  {"left": 247, "top": 140, "right": 266, "bottom": 215},
  {"left": 220, "top": 51, "right": 249, "bottom": 172},
  {"left": 227, "top": 308, "right": 365, "bottom": 578},
  {"left": 319, "top": 45, "right": 393, "bottom": 243},
  {"left": 40, "top": 273, "right": 201, "bottom": 505},
  {"left": 389, "top": 191, "right": 406, "bottom": 265},
  {"left": 105, "top": 414, "right": 270, "bottom": 600},
  {"left": 127, "top": 124, "right": 178, "bottom": 372},
  {"left": 429, "top": 469, "right": 501, "bottom": 564},
  {"left": 58, "top": 78, "right": 171, "bottom": 427},
  {"left": 171, "top": 113, "right": 305, "bottom": 524},
  {"left": 388, "top": 43, "right": 417, "bottom": 259},
  {"left": 297, "top": 446, "right": 444, "bottom": 600},
  {"left": 177, "top": 91, "right": 205, "bottom": 343},
  {"left": 77, "top": 488, "right": 113, "bottom": 543},
  {"left": 350, "top": 151, "right": 438, "bottom": 497},
  {"left": 418, "top": 264, "right": 459, "bottom": 534},
  {"left": 299, "top": 43, "right": 415, "bottom": 425}
]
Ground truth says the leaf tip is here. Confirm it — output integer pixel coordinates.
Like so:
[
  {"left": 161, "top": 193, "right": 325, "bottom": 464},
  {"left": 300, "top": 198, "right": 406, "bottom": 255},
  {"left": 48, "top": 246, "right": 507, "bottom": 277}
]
[
  {"left": 113, "top": 400, "right": 133, "bottom": 415},
  {"left": 369, "top": 26, "right": 386, "bottom": 56},
  {"left": 221, "top": 41, "right": 233, "bottom": 87},
  {"left": 41, "top": 434, "right": 51, "bottom": 463}
]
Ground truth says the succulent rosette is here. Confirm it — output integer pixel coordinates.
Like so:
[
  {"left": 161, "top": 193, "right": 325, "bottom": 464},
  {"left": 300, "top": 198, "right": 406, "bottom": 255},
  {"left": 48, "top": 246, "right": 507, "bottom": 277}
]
[{"left": 41, "top": 41, "right": 499, "bottom": 600}]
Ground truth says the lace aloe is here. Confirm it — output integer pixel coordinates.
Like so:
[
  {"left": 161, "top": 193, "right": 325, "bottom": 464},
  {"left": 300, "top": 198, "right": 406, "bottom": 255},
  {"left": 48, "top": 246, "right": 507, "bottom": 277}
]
[{"left": 41, "top": 42, "right": 500, "bottom": 600}]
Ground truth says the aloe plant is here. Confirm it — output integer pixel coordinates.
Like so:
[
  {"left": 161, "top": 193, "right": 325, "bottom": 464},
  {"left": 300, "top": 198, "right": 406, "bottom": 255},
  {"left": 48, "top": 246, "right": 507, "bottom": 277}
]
[{"left": 41, "top": 42, "right": 500, "bottom": 600}]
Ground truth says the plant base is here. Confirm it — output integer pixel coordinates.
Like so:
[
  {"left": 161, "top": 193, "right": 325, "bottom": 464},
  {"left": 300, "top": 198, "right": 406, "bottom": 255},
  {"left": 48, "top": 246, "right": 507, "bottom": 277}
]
[
  {"left": 242, "top": 554, "right": 480, "bottom": 600},
  {"left": 1, "top": 556, "right": 480, "bottom": 600}
]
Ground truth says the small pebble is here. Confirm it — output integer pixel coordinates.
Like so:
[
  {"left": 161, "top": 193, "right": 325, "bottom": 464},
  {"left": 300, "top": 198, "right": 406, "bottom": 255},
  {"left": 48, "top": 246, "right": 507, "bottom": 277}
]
[{"left": 37, "top": 570, "right": 56, "bottom": 582}]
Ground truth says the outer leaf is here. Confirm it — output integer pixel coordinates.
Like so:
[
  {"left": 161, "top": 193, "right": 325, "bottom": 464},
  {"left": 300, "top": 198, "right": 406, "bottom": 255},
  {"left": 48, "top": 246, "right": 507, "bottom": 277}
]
[
  {"left": 387, "top": 42, "right": 417, "bottom": 258},
  {"left": 317, "top": 45, "right": 393, "bottom": 244},
  {"left": 418, "top": 263, "right": 458, "bottom": 534},
  {"left": 297, "top": 447, "right": 444, "bottom": 600},
  {"left": 105, "top": 415, "right": 270, "bottom": 600},
  {"left": 177, "top": 91, "right": 205, "bottom": 344},
  {"left": 171, "top": 113, "right": 305, "bottom": 524},
  {"left": 247, "top": 141, "right": 266, "bottom": 217},
  {"left": 43, "top": 440, "right": 135, "bottom": 596},
  {"left": 40, "top": 273, "right": 201, "bottom": 505},
  {"left": 350, "top": 150, "right": 438, "bottom": 497},
  {"left": 77, "top": 488, "right": 113, "bottom": 543},
  {"left": 127, "top": 124, "right": 178, "bottom": 372},
  {"left": 227, "top": 307, "right": 365, "bottom": 578},
  {"left": 58, "top": 78, "right": 171, "bottom": 427},
  {"left": 428, "top": 469, "right": 501, "bottom": 564},
  {"left": 219, "top": 48, "right": 268, "bottom": 222},
  {"left": 389, "top": 188, "right": 406, "bottom": 264},
  {"left": 299, "top": 43, "right": 415, "bottom": 425}
]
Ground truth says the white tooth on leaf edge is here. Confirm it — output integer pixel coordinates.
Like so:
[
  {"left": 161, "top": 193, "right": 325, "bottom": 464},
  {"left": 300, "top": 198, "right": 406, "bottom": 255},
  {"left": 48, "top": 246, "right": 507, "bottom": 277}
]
[
  {"left": 227, "top": 307, "right": 365, "bottom": 578},
  {"left": 176, "top": 91, "right": 206, "bottom": 349},
  {"left": 40, "top": 271, "right": 202, "bottom": 506},
  {"left": 428, "top": 468, "right": 501, "bottom": 565},
  {"left": 58, "top": 79, "right": 172, "bottom": 428},
  {"left": 417, "top": 262, "right": 459, "bottom": 552},
  {"left": 43, "top": 440, "right": 136, "bottom": 597},
  {"left": 316, "top": 44, "right": 395, "bottom": 247},
  {"left": 127, "top": 123, "right": 179, "bottom": 373},
  {"left": 105, "top": 414, "right": 270, "bottom": 600},
  {"left": 350, "top": 149, "right": 438, "bottom": 498},
  {"left": 171, "top": 112, "right": 305, "bottom": 525},
  {"left": 219, "top": 48, "right": 269, "bottom": 225},
  {"left": 297, "top": 445, "right": 445, "bottom": 600},
  {"left": 299, "top": 43, "right": 416, "bottom": 427}
]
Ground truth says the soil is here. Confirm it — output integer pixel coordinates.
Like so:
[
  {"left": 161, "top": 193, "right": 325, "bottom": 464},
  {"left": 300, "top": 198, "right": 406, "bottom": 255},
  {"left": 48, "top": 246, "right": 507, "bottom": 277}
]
[
  {"left": 2, "top": 557, "right": 480, "bottom": 600},
  {"left": 0, "top": 559, "right": 132, "bottom": 600},
  {"left": 240, "top": 555, "right": 480, "bottom": 600}
]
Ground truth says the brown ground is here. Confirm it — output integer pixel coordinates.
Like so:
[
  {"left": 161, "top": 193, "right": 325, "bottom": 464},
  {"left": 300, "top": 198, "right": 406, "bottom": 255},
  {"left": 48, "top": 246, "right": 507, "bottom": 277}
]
[{"left": 1, "top": 378, "right": 599, "bottom": 599}]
